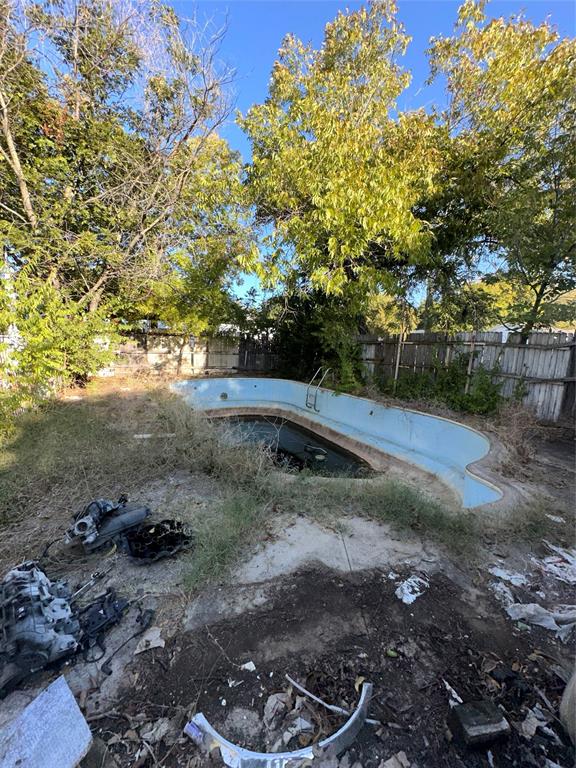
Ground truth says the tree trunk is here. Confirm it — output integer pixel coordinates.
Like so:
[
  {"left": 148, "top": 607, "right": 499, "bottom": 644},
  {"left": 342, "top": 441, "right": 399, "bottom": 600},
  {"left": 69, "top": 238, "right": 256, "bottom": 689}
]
[
  {"left": 520, "top": 283, "right": 547, "bottom": 343},
  {"left": 0, "top": 89, "right": 37, "bottom": 229}
]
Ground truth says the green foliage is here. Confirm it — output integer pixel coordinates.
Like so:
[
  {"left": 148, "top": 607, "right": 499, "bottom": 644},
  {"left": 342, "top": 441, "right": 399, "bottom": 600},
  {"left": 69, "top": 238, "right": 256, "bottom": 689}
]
[
  {"left": 429, "top": 1, "right": 576, "bottom": 337},
  {"left": 0, "top": 1, "right": 251, "bottom": 420},
  {"left": 240, "top": 2, "right": 439, "bottom": 296},
  {"left": 379, "top": 355, "right": 503, "bottom": 415},
  {"left": 0, "top": 269, "right": 115, "bottom": 425},
  {"left": 261, "top": 291, "right": 365, "bottom": 389}
]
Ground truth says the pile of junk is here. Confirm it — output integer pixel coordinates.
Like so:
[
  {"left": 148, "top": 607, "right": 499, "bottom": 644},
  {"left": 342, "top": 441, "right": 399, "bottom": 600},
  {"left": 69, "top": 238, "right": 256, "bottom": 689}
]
[{"left": 0, "top": 496, "right": 193, "bottom": 698}]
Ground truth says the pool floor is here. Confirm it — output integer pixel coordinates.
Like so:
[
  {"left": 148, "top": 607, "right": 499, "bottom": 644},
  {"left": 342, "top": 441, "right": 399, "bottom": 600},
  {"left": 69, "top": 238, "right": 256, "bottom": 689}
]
[{"left": 224, "top": 416, "right": 370, "bottom": 476}]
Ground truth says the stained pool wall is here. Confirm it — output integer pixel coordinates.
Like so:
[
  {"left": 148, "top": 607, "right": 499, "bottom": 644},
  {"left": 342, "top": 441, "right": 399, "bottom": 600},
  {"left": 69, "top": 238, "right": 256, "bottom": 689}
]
[{"left": 172, "top": 377, "right": 502, "bottom": 509}]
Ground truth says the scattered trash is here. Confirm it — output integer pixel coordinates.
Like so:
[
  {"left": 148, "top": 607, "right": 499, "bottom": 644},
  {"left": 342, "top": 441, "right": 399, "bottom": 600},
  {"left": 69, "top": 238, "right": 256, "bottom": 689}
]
[
  {"left": 285, "top": 673, "right": 380, "bottom": 726},
  {"left": 124, "top": 519, "right": 193, "bottom": 563},
  {"left": 534, "top": 542, "right": 576, "bottom": 585},
  {"left": 379, "top": 751, "right": 410, "bottom": 768},
  {"left": 264, "top": 691, "right": 292, "bottom": 730},
  {"left": 448, "top": 700, "right": 510, "bottom": 746},
  {"left": 0, "top": 561, "right": 80, "bottom": 696},
  {"left": 443, "top": 679, "right": 463, "bottom": 708},
  {"left": 185, "top": 682, "right": 373, "bottom": 767},
  {"left": 139, "top": 716, "right": 180, "bottom": 745},
  {"left": 519, "top": 704, "right": 552, "bottom": 739},
  {"left": 505, "top": 603, "right": 576, "bottom": 642},
  {"left": 134, "top": 626, "right": 165, "bottom": 655},
  {"left": 0, "top": 676, "right": 92, "bottom": 768},
  {"left": 67, "top": 496, "right": 150, "bottom": 553},
  {"left": 488, "top": 566, "right": 527, "bottom": 587},
  {"left": 133, "top": 432, "right": 176, "bottom": 439},
  {"left": 394, "top": 574, "right": 429, "bottom": 605},
  {"left": 490, "top": 580, "right": 515, "bottom": 607},
  {"left": 545, "top": 515, "right": 565, "bottom": 524},
  {"left": 240, "top": 660, "right": 256, "bottom": 672}
]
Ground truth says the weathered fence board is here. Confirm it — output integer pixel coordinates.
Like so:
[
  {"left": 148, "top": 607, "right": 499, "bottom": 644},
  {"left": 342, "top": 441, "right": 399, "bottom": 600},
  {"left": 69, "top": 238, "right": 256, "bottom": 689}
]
[
  {"left": 101, "top": 329, "right": 575, "bottom": 424},
  {"left": 357, "top": 331, "right": 575, "bottom": 423}
]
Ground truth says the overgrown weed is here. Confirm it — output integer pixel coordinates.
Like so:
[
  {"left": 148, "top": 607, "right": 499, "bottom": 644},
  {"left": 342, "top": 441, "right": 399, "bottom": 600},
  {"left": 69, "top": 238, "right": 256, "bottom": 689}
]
[{"left": 1, "top": 380, "right": 566, "bottom": 590}]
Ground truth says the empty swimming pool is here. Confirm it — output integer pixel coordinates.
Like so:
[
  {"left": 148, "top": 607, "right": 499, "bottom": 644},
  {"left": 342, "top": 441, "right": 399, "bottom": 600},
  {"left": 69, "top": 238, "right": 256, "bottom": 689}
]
[{"left": 172, "top": 377, "right": 502, "bottom": 508}]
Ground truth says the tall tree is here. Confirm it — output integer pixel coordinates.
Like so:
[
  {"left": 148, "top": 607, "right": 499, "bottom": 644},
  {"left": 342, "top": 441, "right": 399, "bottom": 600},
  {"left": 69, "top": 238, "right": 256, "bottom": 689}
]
[
  {"left": 429, "top": 0, "right": 576, "bottom": 338},
  {"left": 0, "top": 0, "right": 250, "bottom": 414},
  {"left": 240, "top": 2, "right": 439, "bottom": 297}
]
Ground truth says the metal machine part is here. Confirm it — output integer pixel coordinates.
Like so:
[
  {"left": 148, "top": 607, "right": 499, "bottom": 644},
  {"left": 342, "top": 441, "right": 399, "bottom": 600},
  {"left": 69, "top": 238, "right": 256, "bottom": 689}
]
[
  {"left": 0, "top": 562, "right": 80, "bottom": 697},
  {"left": 79, "top": 589, "right": 128, "bottom": 642},
  {"left": 67, "top": 497, "right": 150, "bottom": 552},
  {"left": 124, "top": 519, "right": 194, "bottom": 563},
  {"left": 184, "top": 682, "right": 373, "bottom": 768}
]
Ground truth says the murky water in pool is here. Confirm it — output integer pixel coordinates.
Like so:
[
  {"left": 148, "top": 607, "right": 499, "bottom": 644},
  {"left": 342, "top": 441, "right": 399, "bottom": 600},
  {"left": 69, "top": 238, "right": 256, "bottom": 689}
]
[{"left": 223, "top": 416, "right": 369, "bottom": 476}]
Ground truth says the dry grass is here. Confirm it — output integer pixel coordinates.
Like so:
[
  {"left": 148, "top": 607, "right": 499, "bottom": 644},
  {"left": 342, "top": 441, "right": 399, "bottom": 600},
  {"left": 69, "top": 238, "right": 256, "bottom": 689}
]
[
  {"left": 0, "top": 379, "right": 277, "bottom": 573},
  {"left": 1, "top": 378, "right": 567, "bottom": 589}
]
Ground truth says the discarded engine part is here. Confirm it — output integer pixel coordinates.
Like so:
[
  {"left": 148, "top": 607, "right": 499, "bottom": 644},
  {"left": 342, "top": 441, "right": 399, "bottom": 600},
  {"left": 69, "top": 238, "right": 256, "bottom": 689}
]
[
  {"left": 71, "top": 565, "right": 114, "bottom": 602},
  {"left": 67, "top": 497, "right": 150, "bottom": 552},
  {"left": 79, "top": 588, "right": 128, "bottom": 643},
  {"left": 185, "top": 681, "right": 373, "bottom": 768},
  {"left": 0, "top": 562, "right": 80, "bottom": 697},
  {"left": 101, "top": 607, "right": 154, "bottom": 676},
  {"left": 124, "top": 519, "right": 194, "bottom": 563}
]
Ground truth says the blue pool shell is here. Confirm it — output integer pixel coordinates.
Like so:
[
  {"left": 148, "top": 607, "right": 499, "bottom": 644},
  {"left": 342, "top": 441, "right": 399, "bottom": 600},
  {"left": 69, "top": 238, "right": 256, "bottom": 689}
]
[{"left": 172, "top": 377, "right": 502, "bottom": 509}]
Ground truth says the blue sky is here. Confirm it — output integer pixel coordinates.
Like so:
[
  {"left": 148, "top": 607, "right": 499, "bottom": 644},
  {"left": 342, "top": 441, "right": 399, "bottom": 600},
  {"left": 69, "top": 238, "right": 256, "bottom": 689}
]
[
  {"left": 172, "top": 0, "right": 575, "bottom": 161},
  {"left": 169, "top": 1, "right": 575, "bottom": 299}
]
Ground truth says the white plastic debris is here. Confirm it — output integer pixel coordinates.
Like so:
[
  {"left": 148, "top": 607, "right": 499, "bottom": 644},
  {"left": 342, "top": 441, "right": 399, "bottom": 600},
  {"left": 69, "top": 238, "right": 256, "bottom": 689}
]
[
  {"left": 488, "top": 566, "right": 527, "bottom": 587},
  {"left": 506, "top": 603, "right": 576, "bottom": 642},
  {"left": 240, "top": 660, "right": 256, "bottom": 672},
  {"left": 520, "top": 704, "right": 551, "bottom": 738},
  {"left": 490, "top": 581, "right": 515, "bottom": 607},
  {"left": 394, "top": 575, "right": 429, "bottom": 605},
  {"left": 443, "top": 679, "right": 464, "bottom": 708},
  {"left": 534, "top": 543, "right": 576, "bottom": 585},
  {"left": 0, "top": 676, "right": 92, "bottom": 768},
  {"left": 545, "top": 515, "right": 565, "bottom": 524}
]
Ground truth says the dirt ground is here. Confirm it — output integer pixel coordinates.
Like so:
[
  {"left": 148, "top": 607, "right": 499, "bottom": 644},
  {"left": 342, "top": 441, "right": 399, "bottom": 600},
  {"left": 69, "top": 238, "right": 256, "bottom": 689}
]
[{"left": 0, "top": 378, "right": 574, "bottom": 768}]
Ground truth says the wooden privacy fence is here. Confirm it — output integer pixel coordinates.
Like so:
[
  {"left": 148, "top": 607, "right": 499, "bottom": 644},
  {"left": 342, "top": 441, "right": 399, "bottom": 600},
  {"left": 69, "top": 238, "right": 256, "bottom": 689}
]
[
  {"left": 195, "top": 336, "right": 278, "bottom": 373},
  {"left": 359, "top": 331, "right": 575, "bottom": 423},
  {"left": 103, "top": 330, "right": 574, "bottom": 424}
]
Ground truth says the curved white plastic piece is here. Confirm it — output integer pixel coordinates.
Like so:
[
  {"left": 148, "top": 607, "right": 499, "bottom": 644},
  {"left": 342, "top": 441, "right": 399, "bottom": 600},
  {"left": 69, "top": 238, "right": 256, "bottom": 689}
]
[{"left": 184, "top": 682, "right": 373, "bottom": 767}]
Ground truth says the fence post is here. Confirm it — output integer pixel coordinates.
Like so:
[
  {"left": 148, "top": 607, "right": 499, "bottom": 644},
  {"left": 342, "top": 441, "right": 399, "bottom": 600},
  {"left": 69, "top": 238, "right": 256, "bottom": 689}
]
[
  {"left": 393, "top": 332, "right": 404, "bottom": 392},
  {"left": 464, "top": 332, "right": 476, "bottom": 395}
]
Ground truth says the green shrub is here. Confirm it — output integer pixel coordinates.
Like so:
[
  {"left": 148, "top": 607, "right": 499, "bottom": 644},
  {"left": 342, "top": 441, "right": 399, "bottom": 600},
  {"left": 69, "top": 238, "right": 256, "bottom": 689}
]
[{"left": 379, "top": 354, "right": 503, "bottom": 415}]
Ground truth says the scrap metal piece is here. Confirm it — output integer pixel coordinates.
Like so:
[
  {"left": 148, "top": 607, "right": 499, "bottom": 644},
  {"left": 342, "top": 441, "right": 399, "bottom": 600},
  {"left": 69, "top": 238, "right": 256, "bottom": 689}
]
[
  {"left": 124, "top": 519, "right": 194, "bottom": 563},
  {"left": 184, "top": 681, "right": 373, "bottom": 768},
  {"left": 0, "top": 562, "right": 80, "bottom": 697},
  {"left": 67, "top": 497, "right": 150, "bottom": 552}
]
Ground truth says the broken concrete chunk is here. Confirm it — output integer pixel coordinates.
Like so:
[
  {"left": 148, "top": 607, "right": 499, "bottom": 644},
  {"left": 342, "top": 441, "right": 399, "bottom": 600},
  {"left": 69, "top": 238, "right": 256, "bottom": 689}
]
[
  {"left": 379, "top": 752, "right": 410, "bottom": 768},
  {"left": 448, "top": 700, "right": 510, "bottom": 746}
]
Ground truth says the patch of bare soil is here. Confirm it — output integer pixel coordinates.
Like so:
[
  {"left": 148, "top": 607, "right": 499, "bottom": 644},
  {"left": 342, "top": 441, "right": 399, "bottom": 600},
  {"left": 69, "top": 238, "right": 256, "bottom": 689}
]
[{"left": 96, "top": 566, "right": 574, "bottom": 768}]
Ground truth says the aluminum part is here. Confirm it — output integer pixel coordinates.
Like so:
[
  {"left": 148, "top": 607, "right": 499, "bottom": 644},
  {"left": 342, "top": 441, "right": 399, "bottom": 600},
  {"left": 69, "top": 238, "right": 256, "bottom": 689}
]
[{"left": 184, "top": 681, "right": 373, "bottom": 768}]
